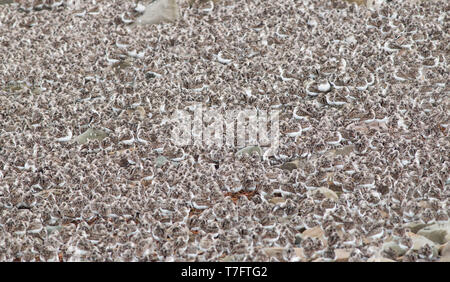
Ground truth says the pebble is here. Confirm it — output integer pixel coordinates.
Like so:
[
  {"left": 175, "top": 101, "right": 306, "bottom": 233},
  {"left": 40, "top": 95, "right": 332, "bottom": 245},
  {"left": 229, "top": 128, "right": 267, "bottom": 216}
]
[
  {"left": 417, "top": 221, "right": 450, "bottom": 245},
  {"left": 135, "top": 0, "right": 179, "bottom": 25},
  {"left": 441, "top": 242, "right": 450, "bottom": 257},
  {"left": 73, "top": 128, "right": 108, "bottom": 144},
  {"left": 294, "top": 248, "right": 305, "bottom": 260},
  {"left": 0, "top": 0, "right": 13, "bottom": 5},
  {"left": 438, "top": 243, "right": 450, "bottom": 262},
  {"left": 438, "top": 256, "right": 450, "bottom": 262},
  {"left": 382, "top": 241, "right": 407, "bottom": 257},
  {"left": 280, "top": 160, "right": 299, "bottom": 171},
  {"left": 403, "top": 221, "right": 432, "bottom": 234},
  {"left": 263, "top": 247, "right": 284, "bottom": 257},
  {"left": 335, "top": 249, "right": 351, "bottom": 262},
  {"left": 367, "top": 256, "right": 396, "bottom": 262},
  {"left": 219, "top": 255, "right": 236, "bottom": 262},
  {"left": 302, "top": 226, "right": 326, "bottom": 244},
  {"left": 45, "top": 225, "right": 62, "bottom": 234},
  {"left": 262, "top": 247, "right": 305, "bottom": 261},
  {"left": 302, "top": 226, "right": 324, "bottom": 238},
  {"left": 155, "top": 156, "right": 169, "bottom": 168},
  {"left": 308, "top": 187, "right": 339, "bottom": 201},
  {"left": 407, "top": 232, "right": 439, "bottom": 257},
  {"left": 269, "top": 197, "right": 286, "bottom": 204}
]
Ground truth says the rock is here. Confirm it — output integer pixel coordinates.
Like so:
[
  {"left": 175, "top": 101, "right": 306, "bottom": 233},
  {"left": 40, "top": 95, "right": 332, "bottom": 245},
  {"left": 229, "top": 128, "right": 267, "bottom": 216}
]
[
  {"left": 437, "top": 242, "right": 450, "bottom": 261},
  {"left": 135, "top": 0, "right": 179, "bottom": 25},
  {"left": 335, "top": 249, "right": 351, "bottom": 262},
  {"left": 263, "top": 247, "right": 284, "bottom": 257},
  {"left": 318, "top": 187, "right": 339, "bottom": 201},
  {"left": 345, "top": 0, "right": 366, "bottom": 5},
  {"left": 438, "top": 256, "right": 450, "bottom": 262},
  {"left": 258, "top": 247, "right": 308, "bottom": 261},
  {"left": 418, "top": 229, "right": 447, "bottom": 245},
  {"left": 302, "top": 226, "right": 326, "bottom": 244},
  {"left": 269, "top": 197, "right": 286, "bottom": 204},
  {"left": 382, "top": 241, "right": 407, "bottom": 257},
  {"left": 45, "top": 225, "right": 62, "bottom": 234},
  {"left": 302, "top": 226, "right": 324, "bottom": 238},
  {"left": 441, "top": 242, "right": 450, "bottom": 257},
  {"left": 220, "top": 255, "right": 236, "bottom": 262},
  {"left": 367, "top": 256, "right": 396, "bottom": 262},
  {"left": 294, "top": 248, "right": 306, "bottom": 261},
  {"left": 417, "top": 221, "right": 450, "bottom": 244},
  {"left": 437, "top": 241, "right": 450, "bottom": 262},
  {"left": 407, "top": 232, "right": 439, "bottom": 257},
  {"left": 235, "top": 145, "right": 262, "bottom": 157},
  {"left": 403, "top": 221, "right": 432, "bottom": 234},
  {"left": 0, "top": 0, "right": 14, "bottom": 5},
  {"left": 155, "top": 156, "right": 169, "bottom": 168},
  {"left": 308, "top": 187, "right": 339, "bottom": 201},
  {"left": 280, "top": 160, "right": 299, "bottom": 171},
  {"left": 262, "top": 247, "right": 306, "bottom": 261},
  {"left": 73, "top": 128, "right": 108, "bottom": 144}
]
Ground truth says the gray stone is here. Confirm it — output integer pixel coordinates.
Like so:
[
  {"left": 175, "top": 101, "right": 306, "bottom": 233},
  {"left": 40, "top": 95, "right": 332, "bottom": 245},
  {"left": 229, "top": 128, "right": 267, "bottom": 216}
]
[
  {"left": 367, "top": 256, "right": 396, "bottom": 262},
  {"left": 281, "top": 160, "right": 299, "bottom": 171},
  {"left": 441, "top": 243, "right": 450, "bottom": 257},
  {"left": 262, "top": 247, "right": 305, "bottom": 261},
  {"left": 403, "top": 221, "right": 432, "bottom": 233},
  {"left": 407, "top": 232, "right": 439, "bottom": 257},
  {"left": 382, "top": 241, "right": 407, "bottom": 257},
  {"left": 73, "top": 128, "right": 108, "bottom": 144},
  {"left": 308, "top": 187, "right": 339, "bottom": 201},
  {"left": 335, "top": 249, "right": 351, "bottom": 262},
  {"left": 262, "top": 247, "right": 285, "bottom": 257},
  {"left": 220, "top": 255, "right": 236, "bottom": 262},
  {"left": 438, "top": 256, "right": 450, "bottom": 262},
  {"left": 0, "top": 0, "right": 14, "bottom": 5},
  {"left": 417, "top": 221, "right": 450, "bottom": 244},
  {"left": 45, "top": 225, "right": 62, "bottom": 234},
  {"left": 269, "top": 197, "right": 286, "bottom": 204},
  {"left": 155, "top": 156, "right": 169, "bottom": 168},
  {"left": 135, "top": 0, "right": 179, "bottom": 25}
]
